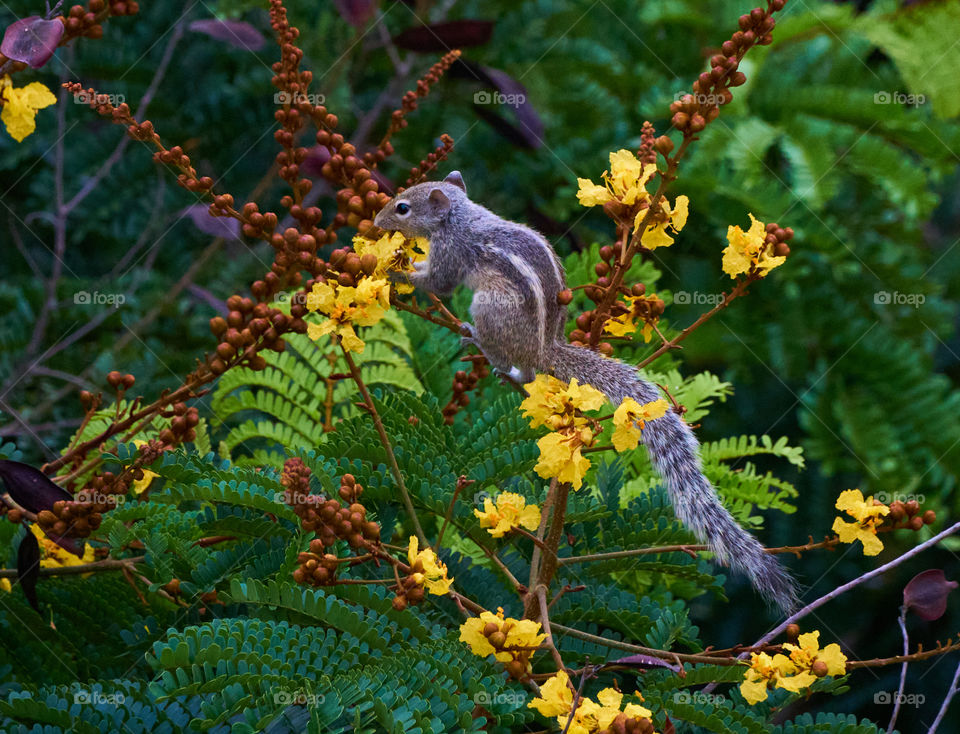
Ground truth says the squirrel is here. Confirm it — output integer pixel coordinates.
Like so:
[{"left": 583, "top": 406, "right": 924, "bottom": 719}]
[{"left": 373, "top": 171, "right": 797, "bottom": 612}]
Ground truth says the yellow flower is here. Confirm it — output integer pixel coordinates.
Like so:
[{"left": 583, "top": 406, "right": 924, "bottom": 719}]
[
  {"left": 305, "top": 277, "right": 390, "bottom": 353},
  {"left": 636, "top": 195, "right": 689, "bottom": 250},
  {"left": 0, "top": 578, "right": 11, "bottom": 593},
  {"left": 832, "top": 489, "right": 890, "bottom": 557},
  {"left": 577, "top": 150, "right": 658, "bottom": 208},
  {"left": 783, "top": 631, "right": 847, "bottom": 678},
  {"left": 474, "top": 492, "right": 541, "bottom": 538},
  {"left": 0, "top": 75, "right": 56, "bottom": 142},
  {"left": 459, "top": 607, "right": 546, "bottom": 670},
  {"left": 29, "top": 524, "right": 95, "bottom": 570},
  {"left": 520, "top": 375, "right": 607, "bottom": 490},
  {"left": 595, "top": 687, "right": 655, "bottom": 731},
  {"left": 528, "top": 670, "right": 574, "bottom": 717},
  {"left": 534, "top": 430, "right": 593, "bottom": 489},
  {"left": 721, "top": 213, "right": 785, "bottom": 279},
  {"left": 611, "top": 397, "right": 669, "bottom": 453},
  {"left": 521, "top": 375, "right": 607, "bottom": 429},
  {"left": 740, "top": 651, "right": 797, "bottom": 705},
  {"left": 353, "top": 231, "right": 429, "bottom": 294},
  {"left": 130, "top": 440, "right": 159, "bottom": 495},
  {"left": 602, "top": 294, "right": 664, "bottom": 341},
  {"left": 529, "top": 672, "right": 657, "bottom": 734},
  {"left": 406, "top": 536, "right": 453, "bottom": 595}
]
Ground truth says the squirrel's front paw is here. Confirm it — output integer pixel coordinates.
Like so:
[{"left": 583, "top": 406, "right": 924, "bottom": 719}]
[{"left": 459, "top": 322, "right": 477, "bottom": 348}]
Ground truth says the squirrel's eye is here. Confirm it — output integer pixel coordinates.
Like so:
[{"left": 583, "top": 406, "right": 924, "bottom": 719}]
[{"left": 395, "top": 202, "right": 411, "bottom": 216}]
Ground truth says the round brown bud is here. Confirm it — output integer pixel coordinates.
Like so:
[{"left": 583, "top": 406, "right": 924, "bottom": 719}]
[
  {"left": 392, "top": 594, "right": 408, "bottom": 611},
  {"left": 557, "top": 289, "right": 573, "bottom": 305},
  {"left": 904, "top": 500, "right": 919, "bottom": 516},
  {"left": 631, "top": 283, "right": 646, "bottom": 297},
  {"left": 785, "top": 623, "right": 800, "bottom": 641},
  {"left": 923, "top": 510, "right": 937, "bottom": 525},
  {"left": 811, "top": 660, "right": 828, "bottom": 677},
  {"left": 504, "top": 660, "right": 526, "bottom": 680},
  {"left": 655, "top": 135, "right": 674, "bottom": 155},
  {"left": 909, "top": 516, "right": 924, "bottom": 531}
]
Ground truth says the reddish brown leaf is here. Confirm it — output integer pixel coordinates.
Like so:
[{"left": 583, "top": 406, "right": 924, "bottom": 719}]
[
  {"left": 904, "top": 569, "right": 957, "bottom": 621},
  {"left": 393, "top": 20, "right": 494, "bottom": 52}
]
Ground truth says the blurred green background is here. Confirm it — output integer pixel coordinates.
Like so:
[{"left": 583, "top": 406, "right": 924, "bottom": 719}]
[{"left": 1, "top": 0, "right": 959, "bottom": 728}]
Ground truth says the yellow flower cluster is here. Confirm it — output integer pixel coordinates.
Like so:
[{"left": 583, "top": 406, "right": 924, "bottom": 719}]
[
  {"left": 406, "top": 536, "right": 453, "bottom": 595},
  {"left": 832, "top": 489, "right": 890, "bottom": 557},
  {"left": 459, "top": 608, "right": 546, "bottom": 677},
  {"left": 520, "top": 375, "right": 607, "bottom": 489},
  {"left": 577, "top": 149, "right": 688, "bottom": 250},
  {"left": 474, "top": 492, "right": 541, "bottom": 538},
  {"left": 529, "top": 671, "right": 657, "bottom": 734},
  {"left": 305, "top": 277, "right": 390, "bottom": 353},
  {"left": 352, "top": 231, "right": 429, "bottom": 294},
  {"left": 1, "top": 75, "right": 56, "bottom": 142},
  {"left": 721, "top": 213, "right": 785, "bottom": 279},
  {"left": 602, "top": 294, "right": 664, "bottom": 343},
  {"left": 740, "top": 631, "right": 847, "bottom": 705},
  {"left": 520, "top": 374, "right": 668, "bottom": 489}
]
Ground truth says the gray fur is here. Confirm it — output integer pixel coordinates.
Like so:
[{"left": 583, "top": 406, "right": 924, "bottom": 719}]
[{"left": 374, "top": 177, "right": 798, "bottom": 612}]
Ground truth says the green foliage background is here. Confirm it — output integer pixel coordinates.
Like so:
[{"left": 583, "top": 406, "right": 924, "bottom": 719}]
[{"left": 1, "top": 0, "right": 959, "bottom": 731}]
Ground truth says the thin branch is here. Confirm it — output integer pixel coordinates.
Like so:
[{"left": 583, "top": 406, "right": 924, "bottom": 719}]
[
  {"left": 341, "top": 348, "right": 427, "bottom": 546},
  {"left": 928, "top": 658, "right": 960, "bottom": 734},
  {"left": 887, "top": 607, "right": 909, "bottom": 734}
]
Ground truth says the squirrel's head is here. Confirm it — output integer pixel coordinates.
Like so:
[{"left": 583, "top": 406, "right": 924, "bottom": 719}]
[{"left": 373, "top": 171, "right": 468, "bottom": 237}]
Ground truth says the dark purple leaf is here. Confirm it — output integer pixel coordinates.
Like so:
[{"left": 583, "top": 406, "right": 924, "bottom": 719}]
[
  {"left": 17, "top": 530, "right": 40, "bottom": 612},
  {"left": 189, "top": 19, "right": 265, "bottom": 51},
  {"left": 183, "top": 205, "right": 242, "bottom": 240},
  {"left": 0, "top": 460, "right": 72, "bottom": 514},
  {"left": 904, "top": 569, "right": 958, "bottom": 621},
  {"left": 334, "top": 0, "right": 376, "bottom": 28},
  {"left": 1, "top": 16, "right": 64, "bottom": 69},
  {"left": 393, "top": 20, "right": 494, "bottom": 52},
  {"left": 450, "top": 59, "right": 543, "bottom": 149},
  {"left": 604, "top": 654, "right": 681, "bottom": 672}
]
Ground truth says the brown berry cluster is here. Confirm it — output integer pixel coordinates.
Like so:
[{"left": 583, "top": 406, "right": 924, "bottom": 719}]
[
  {"left": 392, "top": 567, "right": 427, "bottom": 611},
  {"left": 405, "top": 133, "right": 456, "bottom": 189},
  {"left": 762, "top": 221, "right": 794, "bottom": 259},
  {"left": 381, "top": 50, "right": 462, "bottom": 152},
  {"left": 106, "top": 370, "right": 135, "bottom": 392},
  {"left": 37, "top": 498, "right": 103, "bottom": 538},
  {"left": 886, "top": 499, "right": 936, "bottom": 532},
  {"left": 441, "top": 359, "right": 490, "bottom": 425},
  {"left": 327, "top": 248, "right": 379, "bottom": 288},
  {"left": 475, "top": 618, "right": 539, "bottom": 680},
  {"left": 318, "top": 133, "right": 392, "bottom": 237},
  {"left": 636, "top": 121, "right": 658, "bottom": 166},
  {"left": 670, "top": 1, "right": 785, "bottom": 137},
  {"left": 208, "top": 296, "right": 308, "bottom": 375},
  {"left": 598, "top": 715, "right": 656, "bottom": 734},
  {"left": 283, "top": 462, "right": 381, "bottom": 587},
  {"left": 569, "top": 245, "right": 661, "bottom": 349},
  {"left": 61, "top": 0, "right": 138, "bottom": 42},
  {"left": 156, "top": 402, "right": 200, "bottom": 447}
]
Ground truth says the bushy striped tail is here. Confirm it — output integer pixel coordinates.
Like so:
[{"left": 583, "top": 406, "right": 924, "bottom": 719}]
[{"left": 549, "top": 341, "right": 798, "bottom": 612}]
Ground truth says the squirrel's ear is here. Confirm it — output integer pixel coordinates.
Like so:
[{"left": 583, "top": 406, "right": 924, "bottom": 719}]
[
  {"left": 443, "top": 171, "right": 466, "bottom": 193},
  {"left": 428, "top": 187, "right": 451, "bottom": 214}
]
